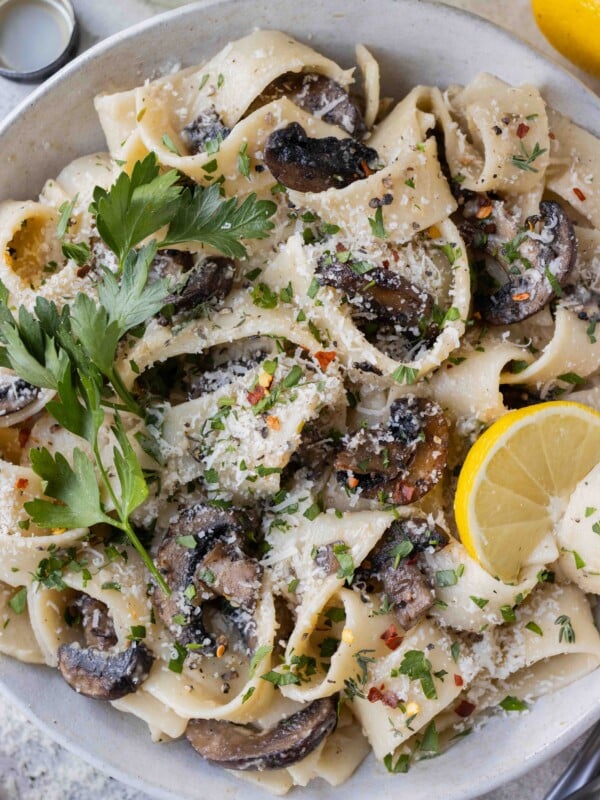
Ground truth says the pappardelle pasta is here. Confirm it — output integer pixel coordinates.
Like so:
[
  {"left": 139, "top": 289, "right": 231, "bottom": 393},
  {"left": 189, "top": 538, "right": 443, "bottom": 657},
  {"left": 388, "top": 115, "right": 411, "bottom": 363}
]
[{"left": 0, "top": 29, "right": 599, "bottom": 794}]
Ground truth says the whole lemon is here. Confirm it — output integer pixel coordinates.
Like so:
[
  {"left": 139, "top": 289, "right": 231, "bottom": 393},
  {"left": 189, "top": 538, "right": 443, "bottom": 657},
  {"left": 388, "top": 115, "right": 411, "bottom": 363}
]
[{"left": 532, "top": 0, "right": 600, "bottom": 77}]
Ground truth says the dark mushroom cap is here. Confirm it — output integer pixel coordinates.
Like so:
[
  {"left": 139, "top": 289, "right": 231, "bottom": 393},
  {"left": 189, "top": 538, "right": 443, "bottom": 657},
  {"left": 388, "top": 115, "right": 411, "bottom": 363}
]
[
  {"left": 264, "top": 122, "right": 378, "bottom": 193},
  {"left": 463, "top": 199, "right": 577, "bottom": 325},
  {"left": 254, "top": 72, "right": 367, "bottom": 138},
  {"left": 335, "top": 396, "right": 449, "bottom": 504},
  {"left": 186, "top": 696, "right": 338, "bottom": 770},
  {"left": 57, "top": 640, "right": 154, "bottom": 700},
  {"left": 153, "top": 504, "right": 262, "bottom": 656}
]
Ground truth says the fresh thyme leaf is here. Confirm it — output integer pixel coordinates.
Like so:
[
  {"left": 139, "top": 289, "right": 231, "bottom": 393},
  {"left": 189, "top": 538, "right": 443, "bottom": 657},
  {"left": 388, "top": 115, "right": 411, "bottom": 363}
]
[
  {"left": 91, "top": 152, "right": 182, "bottom": 268},
  {"left": 509, "top": 141, "right": 547, "bottom": 173},
  {"left": 160, "top": 183, "right": 276, "bottom": 258},
  {"left": 555, "top": 614, "right": 576, "bottom": 644},
  {"left": 25, "top": 448, "right": 112, "bottom": 529}
]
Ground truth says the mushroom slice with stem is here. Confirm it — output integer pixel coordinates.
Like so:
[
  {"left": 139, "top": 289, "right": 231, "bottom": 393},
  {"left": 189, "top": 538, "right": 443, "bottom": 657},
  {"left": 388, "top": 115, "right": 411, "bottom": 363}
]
[
  {"left": 264, "top": 122, "right": 379, "bottom": 193},
  {"left": 160, "top": 256, "right": 235, "bottom": 323},
  {"left": 251, "top": 72, "right": 367, "bottom": 138},
  {"left": 57, "top": 594, "right": 154, "bottom": 700},
  {"left": 186, "top": 696, "right": 338, "bottom": 770},
  {"left": 316, "top": 251, "right": 438, "bottom": 340},
  {"left": 460, "top": 197, "right": 577, "bottom": 325},
  {"left": 335, "top": 396, "right": 449, "bottom": 504},
  {"left": 153, "top": 504, "right": 262, "bottom": 656},
  {"left": 0, "top": 372, "right": 48, "bottom": 428},
  {"left": 359, "top": 517, "right": 449, "bottom": 630}
]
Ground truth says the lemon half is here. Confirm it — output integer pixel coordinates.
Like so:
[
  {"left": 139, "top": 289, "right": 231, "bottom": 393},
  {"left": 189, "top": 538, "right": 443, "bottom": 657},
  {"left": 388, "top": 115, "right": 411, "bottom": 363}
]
[
  {"left": 532, "top": 0, "right": 600, "bottom": 77},
  {"left": 454, "top": 401, "right": 600, "bottom": 582}
]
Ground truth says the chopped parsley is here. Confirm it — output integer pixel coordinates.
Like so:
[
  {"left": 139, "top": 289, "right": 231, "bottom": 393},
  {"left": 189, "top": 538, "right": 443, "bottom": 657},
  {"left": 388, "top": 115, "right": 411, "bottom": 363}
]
[
  {"left": 397, "top": 649, "right": 437, "bottom": 700},
  {"left": 499, "top": 696, "right": 528, "bottom": 712}
]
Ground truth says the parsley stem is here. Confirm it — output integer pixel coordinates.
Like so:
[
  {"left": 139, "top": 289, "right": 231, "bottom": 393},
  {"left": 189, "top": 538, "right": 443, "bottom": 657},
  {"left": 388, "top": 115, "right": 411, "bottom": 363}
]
[
  {"left": 92, "top": 440, "right": 169, "bottom": 594},
  {"left": 108, "top": 368, "right": 143, "bottom": 417}
]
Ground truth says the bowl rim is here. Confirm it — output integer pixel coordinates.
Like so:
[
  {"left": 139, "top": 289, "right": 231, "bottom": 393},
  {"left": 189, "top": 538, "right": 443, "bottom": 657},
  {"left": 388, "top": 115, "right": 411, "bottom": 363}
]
[{"left": 0, "top": 1, "right": 599, "bottom": 799}]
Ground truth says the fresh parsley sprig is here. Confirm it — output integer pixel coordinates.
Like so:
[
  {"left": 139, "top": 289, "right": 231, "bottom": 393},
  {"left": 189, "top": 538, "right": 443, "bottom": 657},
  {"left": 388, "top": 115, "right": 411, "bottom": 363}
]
[
  {"left": 0, "top": 284, "right": 169, "bottom": 593},
  {"left": 91, "top": 152, "right": 277, "bottom": 269}
]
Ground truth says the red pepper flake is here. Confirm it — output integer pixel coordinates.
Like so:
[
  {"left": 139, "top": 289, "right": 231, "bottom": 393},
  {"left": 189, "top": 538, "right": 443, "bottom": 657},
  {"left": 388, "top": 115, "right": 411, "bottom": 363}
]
[
  {"left": 454, "top": 674, "right": 464, "bottom": 687},
  {"left": 266, "top": 415, "right": 281, "bottom": 431},
  {"left": 475, "top": 204, "right": 493, "bottom": 220},
  {"left": 347, "top": 476, "right": 359, "bottom": 489},
  {"left": 360, "top": 159, "right": 373, "bottom": 177},
  {"left": 516, "top": 123, "right": 530, "bottom": 139},
  {"left": 549, "top": 131, "right": 556, "bottom": 140},
  {"left": 382, "top": 689, "right": 401, "bottom": 708},
  {"left": 391, "top": 249, "right": 400, "bottom": 262},
  {"left": 573, "top": 187, "right": 586, "bottom": 202},
  {"left": 380, "top": 624, "right": 404, "bottom": 651},
  {"left": 454, "top": 699, "right": 476, "bottom": 718},
  {"left": 18, "top": 428, "right": 31, "bottom": 448},
  {"left": 512, "top": 292, "right": 530, "bottom": 302},
  {"left": 367, "top": 686, "right": 384, "bottom": 703},
  {"left": 314, "top": 350, "right": 336, "bottom": 371},
  {"left": 247, "top": 386, "right": 266, "bottom": 406},
  {"left": 15, "top": 477, "right": 29, "bottom": 491},
  {"left": 382, "top": 259, "right": 390, "bottom": 268}
]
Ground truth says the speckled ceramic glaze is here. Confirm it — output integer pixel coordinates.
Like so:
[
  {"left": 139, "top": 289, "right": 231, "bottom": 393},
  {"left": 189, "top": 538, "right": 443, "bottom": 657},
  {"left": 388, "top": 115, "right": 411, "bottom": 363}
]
[{"left": 0, "top": 2, "right": 599, "bottom": 798}]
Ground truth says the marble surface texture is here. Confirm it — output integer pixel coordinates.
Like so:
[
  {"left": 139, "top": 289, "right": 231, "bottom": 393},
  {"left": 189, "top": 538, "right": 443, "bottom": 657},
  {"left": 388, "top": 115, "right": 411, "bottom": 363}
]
[{"left": 0, "top": 1, "right": 597, "bottom": 798}]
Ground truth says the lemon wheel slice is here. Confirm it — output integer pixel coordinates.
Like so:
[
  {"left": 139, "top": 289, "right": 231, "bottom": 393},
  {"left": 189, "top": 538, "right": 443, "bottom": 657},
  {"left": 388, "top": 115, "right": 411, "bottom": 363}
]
[{"left": 454, "top": 401, "right": 600, "bottom": 582}]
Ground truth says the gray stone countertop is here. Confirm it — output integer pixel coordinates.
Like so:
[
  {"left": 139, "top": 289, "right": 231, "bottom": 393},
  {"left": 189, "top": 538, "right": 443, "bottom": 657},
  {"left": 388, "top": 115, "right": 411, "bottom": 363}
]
[{"left": 0, "top": 1, "right": 597, "bottom": 798}]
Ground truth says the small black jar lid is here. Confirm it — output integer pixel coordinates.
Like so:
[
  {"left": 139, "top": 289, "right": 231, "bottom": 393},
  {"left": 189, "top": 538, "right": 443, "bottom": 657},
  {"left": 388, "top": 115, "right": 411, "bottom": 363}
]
[{"left": 0, "top": 0, "right": 79, "bottom": 83}]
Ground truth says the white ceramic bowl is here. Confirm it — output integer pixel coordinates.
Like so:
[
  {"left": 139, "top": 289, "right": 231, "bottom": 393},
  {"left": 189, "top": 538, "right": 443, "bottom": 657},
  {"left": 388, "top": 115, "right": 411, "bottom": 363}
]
[{"left": 0, "top": 2, "right": 599, "bottom": 798}]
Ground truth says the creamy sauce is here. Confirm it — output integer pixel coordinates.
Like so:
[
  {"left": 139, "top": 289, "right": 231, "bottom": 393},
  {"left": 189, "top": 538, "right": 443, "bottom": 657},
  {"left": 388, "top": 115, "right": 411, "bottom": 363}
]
[{"left": 0, "top": 0, "right": 71, "bottom": 73}]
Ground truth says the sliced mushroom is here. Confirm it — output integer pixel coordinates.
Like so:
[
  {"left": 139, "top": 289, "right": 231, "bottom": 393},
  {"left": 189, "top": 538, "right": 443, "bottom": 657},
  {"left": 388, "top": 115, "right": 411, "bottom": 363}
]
[
  {"left": 335, "top": 396, "right": 449, "bottom": 504},
  {"left": 57, "top": 594, "right": 154, "bottom": 700},
  {"left": 460, "top": 198, "right": 577, "bottom": 324},
  {"left": 160, "top": 256, "right": 235, "bottom": 323},
  {"left": 264, "top": 122, "right": 378, "bottom": 193},
  {"left": 181, "top": 107, "right": 230, "bottom": 155},
  {"left": 149, "top": 248, "right": 195, "bottom": 283},
  {"left": 360, "top": 518, "right": 449, "bottom": 629},
  {"left": 75, "top": 594, "right": 118, "bottom": 650},
  {"left": 316, "top": 252, "right": 437, "bottom": 337},
  {"left": 186, "top": 696, "right": 338, "bottom": 770},
  {"left": 253, "top": 72, "right": 367, "bottom": 137},
  {"left": 58, "top": 641, "right": 154, "bottom": 700},
  {"left": 153, "top": 504, "right": 263, "bottom": 656},
  {"left": 0, "top": 373, "right": 48, "bottom": 428}
]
